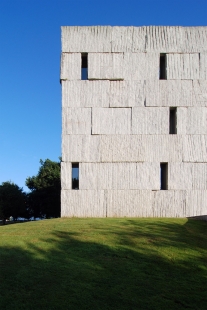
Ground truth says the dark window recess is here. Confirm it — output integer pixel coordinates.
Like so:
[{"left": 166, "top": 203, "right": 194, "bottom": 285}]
[
  {"left": 169, "top": 107, "right": 177, "bottom": 134},
  {"left": 81, "top": 53, "right": 88, "bottom": 80},
  {"left": 160, "top": 163, "right": 168, "bottom": 190},
  {"left": 160, "top": 54, "right": 167, "bottom": 80},
  {"left": 72, "top": 163, "right": 79, "bottom": 190}
]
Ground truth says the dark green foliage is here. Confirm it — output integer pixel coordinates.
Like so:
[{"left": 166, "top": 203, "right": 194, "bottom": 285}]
[
  {"left": 26, "top": 159, "right": 61, "bottom": 218},
  {"left": 0, "top": 181, "right": 26, "bottom": 224}
]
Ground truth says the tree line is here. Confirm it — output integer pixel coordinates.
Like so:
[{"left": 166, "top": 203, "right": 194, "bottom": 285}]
[{"left": 0, "top": 159, "right": 61, "bottom": 224}]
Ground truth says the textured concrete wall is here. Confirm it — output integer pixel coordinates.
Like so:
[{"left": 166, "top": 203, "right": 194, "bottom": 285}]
[
  {"left": 61, "top": 26, "right": 112, "bottom": 52},
  {"left": 132, "top": 107, "right": 169, "bottom": 134},
  {"left": 92, "top": 108, "right": 131, "bottom": 135},
  {"left": 62, "top": 134, "right": 101, "bottom": 162},
  {"left": 146, "top": 80, "right": 193, "bottom": 107},
  {"left": 106, "top": 190, "right": 153, "bottom": 217},
  {"left": 182, "top": 135, "right": 207, "bottom": 162},
  {"left": 62, "top": 108, "right": 91, "bottom": 135},
  {"left": 62, "top": 80, "right": 110, "bottom": 108},
  {"left": 60, "top": 53, "right": 81, "bottom": 80},
  {"left": 88, "top": 53, "right": 124, "bottom": 80},
  {"left": 193, "top": 80, "right": 207, "bottom": 105},
  {"left": 177, "top": 108, "right": 207, "bottom": 135},
  {"left": 61, "top": 26, "right": 207, "bottom": 53},
  {"left": 61, "top": 162, "right": 71, "bottom": 190},
  {"left": 79, "top": 162, "right": 160, "bottom": 190},
  {"left": 61, "top": 26, "right": 207, "bottom": 218},
  {"left": 200, "top": 53, "right": 207, "bottom": 79},
  {"left": 168, "top": 163, "right": 207, "bottom": 190},
  {"left": 62, "top": 134, "right": 183, "bottom": 163},
  {"left": 167, "top": 53, "right": 200, "bottom": 80},
  {"left": 109, "top": 80, "right": 145, "bottom": 107},
  {"left": 61, "top": 190, "right": 106, "bottom": 217},
  {"left": 124, "top": 53, "right": 159, "bottom": 80}
]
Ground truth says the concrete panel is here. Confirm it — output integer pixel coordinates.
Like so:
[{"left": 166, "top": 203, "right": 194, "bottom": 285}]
[
  {"left": 192, "top": 164, "right": 207, "bottom": 190},
  {"left": 109, "top": 80, "right": 145, "bottom": 108},
  {"left": 159, "top": 80, "right": 193, "bottom": 107},
  {"left": 60, "top": 53, "right": 81, "bottom": 80},
  {"left": 62, "top": 134, "right": 101, "bottom": 162},
  {"left": 62, "top": 107, "right": 91, "bottom": 135},
  {"left": 79, "top": 163, "right": 104, "bottom": 190},
  {"left": 61, "top": 190, "right": 106, "bottom": 217},
  {"left": 124, "top": 53, "right": 159, "bottom": 80},
  {"left": 80, "top": 163, "right": 127, "bottom": 190},
  {"left": 61, "top": 162, "right": 71, "bottom": 190},
  {"left": 61, "top": 189, "right": 207, "bottom": 218},
  {"left": 100, "top": 135, "right": 182, "bottom": 162},
  {"left": 168, "top": 163, "right": 193, "bottom": 190},
  {"left": 106, "top": 190, "right": 153, "bottom": 217},
  {"left": 115, "top": 26, "right": 207, "bottom": 54},
  {"left": 88, "top": 53, "right": 124, "bottom": 80},
  {"left": 111, "top": 26, "right": 133, "bottom": 52},
  {"left": 100, "top": 135, "right": 145, "bottom": 162},
  {"left": 132, "top": 107, "right": 169, "bottom": 134},
  {"left": 177, "top": 107, "right": 207, "bottom": 134},
  {"left": 177, "top": 108, "right": 187, "bottom": 135},
  {"left": 186, "top": 191, "right": 207, "bottom": 217},
  {"left": 144, "top": 135, "right": 183, "bottom": 162},
  {"left": 111, "top": 26, "right": 146, "bottom": 53},
  {"left": 92, "top": 108, "right": 131, "bottom": 135},
  {"left": 193, "top": 80, "right": 207, "bottom": 106},
  {"left": 63, "top": 134, "right": 183, "bottom": 164},
  {"left": 61, "top": 26, "right": 207, "bottom": 54},
  {"left": 183, "top": 27, "right": 207, "bottom": 53},
  {"left": 124, "top": 53, "right": 146, "bottom": 80},
  {"left": 131, "top": 27, "right": 147, "bottom": 52},
  {"left": 62, "top": 80, "right": 110, "bottom": 108},
  {"left": 61, "top": 26, "right": 112, "bottom": 52},
  {"left": 146, "top": 80, "right": 193, "bottom": 107},
  {"left": 167, "top": 53, "right": 200, "bottom": 80},
  {"left": 80, "top": 162, "right": 160, "bottom": 190},
  {"left": 152, "top": 191, "right": 187, "bottom": 217},
  {"left": 134, "top": 162, "right": 160, "bottom": 190},
  {"left": 145, "top": 80, "right": 160, "bottom": 107},
  {"left": 145, "top": 26, "right": 184, "bottom": 53},
  {"left": 183, "top": 135, "right": 207, "bottom": 162},
  {"left": 200, "top": 53, "right": 207, "bottom": 80},
  {"left": 146, "top": 53, "right": 160, "bottom": 80}
]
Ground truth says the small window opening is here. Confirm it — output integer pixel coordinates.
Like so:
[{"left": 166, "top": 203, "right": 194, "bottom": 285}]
[
  {"left": 169, "top": 107, "right": 177, "bottom": 134},
  {"left": 160, "top": 54, "right": 167, "bottom": 80},
  {"left": 81, "top": 53, "right": 88, "bottom": 80},
  {"left": 72, "top": 163, "right": 79, "bottom": 190},
  {"left": 160, "top": 163, "right": 168, "bottom": 190}
]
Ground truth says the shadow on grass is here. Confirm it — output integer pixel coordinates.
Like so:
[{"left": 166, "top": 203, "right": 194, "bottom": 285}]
[{"left": 0, "top": 219, "right": 206, "bottom": 310}]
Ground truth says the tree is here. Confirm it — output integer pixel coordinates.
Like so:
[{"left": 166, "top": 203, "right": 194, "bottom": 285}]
[
  {"left": 0, "top": 181, "right": 26, "bottom": 224},
  {"left": 26, "top": 159, "right": 61, "bottom": 219}
]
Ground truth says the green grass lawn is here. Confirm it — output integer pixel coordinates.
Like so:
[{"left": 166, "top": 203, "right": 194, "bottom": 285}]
[{"left": 0, "top": 218, "right": 206, "bottom": 310}]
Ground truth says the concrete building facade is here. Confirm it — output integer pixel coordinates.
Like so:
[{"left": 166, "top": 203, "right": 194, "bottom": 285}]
[{"left": 61, "top": 26, "right": 207, "bottom": 217}]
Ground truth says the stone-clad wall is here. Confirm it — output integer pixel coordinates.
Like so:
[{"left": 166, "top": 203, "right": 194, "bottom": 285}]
[
  {"left": 61, "top": 26, "right": 207, "bottom": 53},
  {"left": 61, "top": 26, "right": 207, "bottom": 217},
  {"left": 61, "top": 53, "right": 205, "bottom": 80}
]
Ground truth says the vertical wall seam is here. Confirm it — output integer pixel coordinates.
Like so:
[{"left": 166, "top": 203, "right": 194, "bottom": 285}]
[
  {"left": 91, "top": 107, "right": 93, "bottom": 135},
  {"left": 131, "top": 107, "right": 132, "bottom": 135}
]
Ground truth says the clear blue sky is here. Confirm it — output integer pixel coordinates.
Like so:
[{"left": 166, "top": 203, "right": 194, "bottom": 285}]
[{"left": 0, "top": 0, "right": 206, "bottom": 191}]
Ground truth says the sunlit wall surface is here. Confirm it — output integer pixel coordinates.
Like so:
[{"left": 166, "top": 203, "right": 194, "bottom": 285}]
[{"left": 61, "top": 26, "right": 207, "bottom": 217}]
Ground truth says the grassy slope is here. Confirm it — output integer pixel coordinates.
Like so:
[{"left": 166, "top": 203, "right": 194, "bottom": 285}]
[{"left": 0, "top": 218, "right": 206, "bottom": 310}]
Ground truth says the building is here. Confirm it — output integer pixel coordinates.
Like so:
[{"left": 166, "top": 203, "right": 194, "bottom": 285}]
[{"left": 60, "top": 26, "right": 207, "bottom": 217}]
